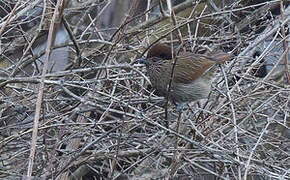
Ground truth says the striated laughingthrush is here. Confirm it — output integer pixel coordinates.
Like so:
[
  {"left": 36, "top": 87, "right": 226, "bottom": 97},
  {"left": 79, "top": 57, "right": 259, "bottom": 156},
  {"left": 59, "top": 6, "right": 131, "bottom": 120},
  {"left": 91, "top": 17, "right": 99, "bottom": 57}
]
[{"left": 138, "top": 43, "right": 232, "bottom": 109}]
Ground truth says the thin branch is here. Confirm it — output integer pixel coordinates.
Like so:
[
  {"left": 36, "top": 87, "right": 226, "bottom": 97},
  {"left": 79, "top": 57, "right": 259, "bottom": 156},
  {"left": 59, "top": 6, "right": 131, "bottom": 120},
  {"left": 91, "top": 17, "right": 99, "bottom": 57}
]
[
  {"left": 26, "top": 0, "right": 64, "bottom": 179},
  {"left": 279, "top": 0, "right": 290, "bottom": 83}
]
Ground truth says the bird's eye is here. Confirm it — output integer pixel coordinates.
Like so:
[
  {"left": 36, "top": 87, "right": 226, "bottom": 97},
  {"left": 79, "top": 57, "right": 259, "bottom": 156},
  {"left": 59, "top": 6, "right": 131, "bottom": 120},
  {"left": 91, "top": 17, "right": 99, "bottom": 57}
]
[{"left": 152, "top": 57, "right": 159, "bottom": 62}]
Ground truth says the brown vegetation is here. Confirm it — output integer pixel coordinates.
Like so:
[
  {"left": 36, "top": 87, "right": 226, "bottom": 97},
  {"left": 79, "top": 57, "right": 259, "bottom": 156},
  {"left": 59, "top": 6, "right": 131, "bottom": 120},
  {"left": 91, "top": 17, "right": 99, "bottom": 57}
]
[{"left": 0, "top": 0, "right": 289, "bottom": 179}]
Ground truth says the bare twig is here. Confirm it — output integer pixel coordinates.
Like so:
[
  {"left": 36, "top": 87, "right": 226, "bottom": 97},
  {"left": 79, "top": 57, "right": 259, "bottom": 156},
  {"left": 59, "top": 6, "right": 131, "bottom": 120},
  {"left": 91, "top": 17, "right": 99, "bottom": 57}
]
[
  {"left": 279, "top": 0, "right": 290, "bottom": 83},
  {"left": 26, "top": 0, "right": 64, "bottom": 179}
]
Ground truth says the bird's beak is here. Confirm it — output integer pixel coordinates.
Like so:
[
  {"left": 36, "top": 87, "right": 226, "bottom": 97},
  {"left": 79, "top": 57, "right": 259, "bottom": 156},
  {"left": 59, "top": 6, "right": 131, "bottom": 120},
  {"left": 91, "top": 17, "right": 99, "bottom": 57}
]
[{"left": 136, "top": 57, "right": 147, "bottom": 64}]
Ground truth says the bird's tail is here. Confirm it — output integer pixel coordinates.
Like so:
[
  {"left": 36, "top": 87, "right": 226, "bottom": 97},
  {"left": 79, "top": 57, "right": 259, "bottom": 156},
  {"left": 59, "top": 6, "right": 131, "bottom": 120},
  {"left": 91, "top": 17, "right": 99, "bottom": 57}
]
[{"left": 212, "top": 52, "right": 232, "bottom": 64}]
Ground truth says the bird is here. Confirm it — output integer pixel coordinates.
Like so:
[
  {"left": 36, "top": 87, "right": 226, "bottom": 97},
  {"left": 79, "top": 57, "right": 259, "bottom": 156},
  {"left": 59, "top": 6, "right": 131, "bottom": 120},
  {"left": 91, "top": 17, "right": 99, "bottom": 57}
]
[{"left": 137, "top": 43, "right": 232, "bottom": 110}]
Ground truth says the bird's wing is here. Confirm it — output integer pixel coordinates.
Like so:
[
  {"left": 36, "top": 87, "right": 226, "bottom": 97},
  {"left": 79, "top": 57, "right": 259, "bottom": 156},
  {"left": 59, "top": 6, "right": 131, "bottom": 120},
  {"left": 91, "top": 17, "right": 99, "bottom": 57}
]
[{"left": 172, "top": 53, "right": 217, "bottom": 84}]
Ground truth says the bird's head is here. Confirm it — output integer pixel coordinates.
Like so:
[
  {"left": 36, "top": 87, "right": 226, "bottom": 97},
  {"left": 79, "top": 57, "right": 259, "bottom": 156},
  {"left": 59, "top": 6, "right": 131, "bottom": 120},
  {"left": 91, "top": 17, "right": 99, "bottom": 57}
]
[{"left": 136, "top": 43, "right": 174, "bottom": 67}]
